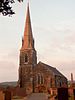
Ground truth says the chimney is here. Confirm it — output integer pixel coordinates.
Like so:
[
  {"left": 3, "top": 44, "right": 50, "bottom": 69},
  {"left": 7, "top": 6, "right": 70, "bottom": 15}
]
[{"left": 71, "top": 73, "right": 73, "bottom": 87}]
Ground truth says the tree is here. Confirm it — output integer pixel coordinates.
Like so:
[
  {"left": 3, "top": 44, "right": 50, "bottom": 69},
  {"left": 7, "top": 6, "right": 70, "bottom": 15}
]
[{"left": 0, "top": 0, "right": 23, "bottom": 16}]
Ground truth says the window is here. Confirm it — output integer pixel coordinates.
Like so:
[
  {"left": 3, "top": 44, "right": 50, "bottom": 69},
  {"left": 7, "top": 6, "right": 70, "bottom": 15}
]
[
  {"left": 24, "top": 54, "right": 28, "bottom": 63},
  {"left": 38, "top": 74, "right": 40, "bottom": 84},
  {"left": 37, "top": 74, "right": 44, "bottom": 84},
  {"left": 41, "top": 75, "right": 44, "bottom": 84}
]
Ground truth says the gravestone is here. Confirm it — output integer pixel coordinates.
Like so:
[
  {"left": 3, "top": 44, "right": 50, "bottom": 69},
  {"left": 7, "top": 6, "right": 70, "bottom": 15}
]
[
  {"left": 57, "top": 88, "right": 68, "bottom": 100},
  {"left": 0, "top": 91, "right": 4, "bottom": 100},
  {"left": 73, "top": 89, "right": 75, "bottom": 100},
  {"left": 4, "top": 90, "right": 11, "bottom": 100}
]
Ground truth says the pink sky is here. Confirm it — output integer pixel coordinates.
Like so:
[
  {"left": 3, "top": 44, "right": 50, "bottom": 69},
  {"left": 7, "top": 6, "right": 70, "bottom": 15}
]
[{"left": 0, "top": 0, "right": 75, "bottom": 82}]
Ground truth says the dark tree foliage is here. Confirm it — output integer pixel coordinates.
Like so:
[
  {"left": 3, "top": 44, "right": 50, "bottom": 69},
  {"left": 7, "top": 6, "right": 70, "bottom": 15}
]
[{"left": 0, "top": 0, "right": 23, "bottom": 16}]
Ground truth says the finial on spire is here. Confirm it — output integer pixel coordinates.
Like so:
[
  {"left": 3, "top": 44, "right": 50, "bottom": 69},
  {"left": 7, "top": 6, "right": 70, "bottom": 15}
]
[
  {"left": 26, "top": 0, "right": 30, "bottom": 15},
  {"left": 27, "top": 0, "right": 29, "bottom": 5}
]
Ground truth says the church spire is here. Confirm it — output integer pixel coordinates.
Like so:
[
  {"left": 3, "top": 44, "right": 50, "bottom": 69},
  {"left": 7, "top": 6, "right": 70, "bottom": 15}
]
[{"left": 21, "top": 2, "right": 34, "bottom": 50}]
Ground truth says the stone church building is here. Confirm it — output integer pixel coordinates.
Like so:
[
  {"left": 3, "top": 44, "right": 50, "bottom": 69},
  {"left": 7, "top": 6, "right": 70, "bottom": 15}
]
[{"left": 19, "top": 3, "right": 67, "bottom": 93}]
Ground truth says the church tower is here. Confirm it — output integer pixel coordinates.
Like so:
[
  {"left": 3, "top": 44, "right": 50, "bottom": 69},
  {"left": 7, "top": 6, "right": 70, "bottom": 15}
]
[{"left": 19, "top": 3, "right": 37, "bottom": 89}]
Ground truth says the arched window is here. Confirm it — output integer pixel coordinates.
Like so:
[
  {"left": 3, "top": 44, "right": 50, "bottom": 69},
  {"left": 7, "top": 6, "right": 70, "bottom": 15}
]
[
  {"left": 37, "top": 74, "right": 44, "bottom": 84},
  {"left": 38, "top": 74, "right": 40, "bottom": 84},
  {"left": 24, "top": 54, "right": 28, "bottom": 63},
  {"left": 41, "top": 75, "right": 44, "bottom": 84}
]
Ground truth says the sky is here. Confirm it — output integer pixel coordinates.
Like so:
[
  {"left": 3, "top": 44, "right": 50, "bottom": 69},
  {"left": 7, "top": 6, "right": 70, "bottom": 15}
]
[{"left": 0, "top": 0, "right": 75, "bottom": 82}]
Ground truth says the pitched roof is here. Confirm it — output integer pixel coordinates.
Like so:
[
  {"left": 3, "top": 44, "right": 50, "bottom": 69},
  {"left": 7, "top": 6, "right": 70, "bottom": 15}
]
[{"left": 37, "top": 61, "right": 67, "bottom": 79}]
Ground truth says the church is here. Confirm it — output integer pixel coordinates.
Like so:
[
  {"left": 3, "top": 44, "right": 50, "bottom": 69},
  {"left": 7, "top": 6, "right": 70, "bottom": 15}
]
[{"left": 18, "top": 3, "right": 68, "bottom": 93}]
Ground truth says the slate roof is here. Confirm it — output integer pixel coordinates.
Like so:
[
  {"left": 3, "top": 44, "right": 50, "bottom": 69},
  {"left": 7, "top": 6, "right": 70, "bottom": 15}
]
[{"left": 37, "top": 61, "right": 67, "bottom": 79}]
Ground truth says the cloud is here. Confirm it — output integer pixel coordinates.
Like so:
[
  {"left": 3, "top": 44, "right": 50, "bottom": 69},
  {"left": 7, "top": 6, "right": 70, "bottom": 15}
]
[
  {"left": 36, "top": 27, "right": 75, "bottom": 80},
  {"left": 0, "top": 60, "right": 18, "bottom": 82},
  {"left": 57, "top": 60, "right": 75, "bottom": 80},
  {"left": 43, "top": 59, "right": 75, "bottom": 80},
  {"left": 0, "top": 50, "right": 19, "bottom": 82}
]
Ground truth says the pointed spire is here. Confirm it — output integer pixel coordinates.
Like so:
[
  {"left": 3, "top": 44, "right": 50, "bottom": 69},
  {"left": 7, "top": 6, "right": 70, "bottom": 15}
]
[{"left": 21, "top": 2, "right": 34, "bottom": 50}]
